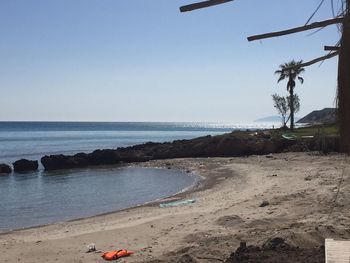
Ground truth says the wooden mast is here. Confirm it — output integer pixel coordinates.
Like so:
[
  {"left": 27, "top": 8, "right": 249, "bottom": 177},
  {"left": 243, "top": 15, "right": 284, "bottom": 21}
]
[
  {"left": 247, "top": 18, "right": 343, "bottom": 42},
  {"left": 338, "top": 0, "right": 350, "bottom": 153},
  {"left": 180, "top": 0, "right": 233, "bottom": 12}
]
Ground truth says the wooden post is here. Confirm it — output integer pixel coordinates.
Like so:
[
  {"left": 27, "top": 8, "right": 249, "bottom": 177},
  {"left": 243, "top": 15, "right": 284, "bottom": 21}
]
[
  {"left": 180, "top": 0, "right": 233, "bottom": 12},
  {"left": 338, "top": 1, "right": 350, "bottom": 153},
  {"left": 247, "top": 18, "right": 343, "bottom": 42},
  {"left": 324, "top": 46, "right": 340, "bottom": 51}
]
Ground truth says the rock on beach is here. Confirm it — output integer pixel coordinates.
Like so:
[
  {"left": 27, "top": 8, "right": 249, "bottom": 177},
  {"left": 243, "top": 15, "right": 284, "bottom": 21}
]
[
  {"left": 0, "top": 164, "right": 12, "bottom": 174},
  {"left": 13, "top": 159, "right": 39, "bottom": 172}
]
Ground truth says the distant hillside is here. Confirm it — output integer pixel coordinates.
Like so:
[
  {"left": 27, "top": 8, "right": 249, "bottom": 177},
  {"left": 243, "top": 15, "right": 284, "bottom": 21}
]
[{"left": 297, "top": 108, "right": 336, "bottom": 124}]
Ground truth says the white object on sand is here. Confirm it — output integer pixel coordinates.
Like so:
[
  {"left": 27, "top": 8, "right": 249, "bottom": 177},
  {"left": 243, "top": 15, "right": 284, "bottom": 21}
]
[
  {"left": 325, "top": 238, "right": 350, "bottom": 263},
  {"left": 159, "top": 199, "right": 196, "bottom": 208},
  {"left": 86, "top": 243, "right": 96, "bottom": 253}
]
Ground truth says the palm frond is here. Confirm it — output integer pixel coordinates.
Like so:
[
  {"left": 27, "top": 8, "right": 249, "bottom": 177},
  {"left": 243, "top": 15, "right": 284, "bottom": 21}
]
[
  {"left": 274, "top": 69, "right": 283, "bottom": 75},
  {"left": 277, "top": 74, "right": 286, "bottom": 83}
]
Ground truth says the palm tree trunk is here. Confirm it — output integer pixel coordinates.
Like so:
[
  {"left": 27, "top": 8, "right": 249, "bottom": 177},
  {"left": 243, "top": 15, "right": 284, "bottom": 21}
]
[
  {"left": 289, "top": 79, "right": 295, "bottom": 131},
  {"left": 338, "top": 0, "right": 350, "bottom": 153}
]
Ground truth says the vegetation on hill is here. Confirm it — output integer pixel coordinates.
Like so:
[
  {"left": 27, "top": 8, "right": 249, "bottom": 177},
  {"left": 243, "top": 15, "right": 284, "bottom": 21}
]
[{"left": 292, "top": 124, "right": 338, "bottom": 138}]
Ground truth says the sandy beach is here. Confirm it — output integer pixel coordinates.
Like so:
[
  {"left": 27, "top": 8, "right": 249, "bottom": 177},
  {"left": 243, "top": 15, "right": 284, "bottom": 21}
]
[{"left": 1, "top": 152, "right": 349, "bottom": 262}]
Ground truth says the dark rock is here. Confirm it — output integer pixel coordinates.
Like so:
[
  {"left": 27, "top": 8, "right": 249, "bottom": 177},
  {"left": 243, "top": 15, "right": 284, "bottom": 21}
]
[
  {"left": 263, "top": 237, "right": 285, "bottom": 249},
  {"left": 73, "top": 153, "right": 89, "bottom": 167},
  {"left": 259, "top": 201, "right": 270, "bottom": 207},
  {"left": 0, "top": 164, "right": 12, "bottom": 174},
  {"left": 40, "top": 130, "right": 301, "bottom": 171},
  {"left": 88, "top": 149, "right": 120, "bottom": 165},
  {"left": 13, "top": 159, "right": 38, "bottom": 172},
  {"left": 41, "top": 154, "right": 88, "bottom": 171}
]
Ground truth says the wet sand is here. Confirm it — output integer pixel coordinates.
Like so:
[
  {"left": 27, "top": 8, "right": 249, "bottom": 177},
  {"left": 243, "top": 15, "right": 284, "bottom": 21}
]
[{"left": 1, "top": 152, "right": 349, "bottom": 262}]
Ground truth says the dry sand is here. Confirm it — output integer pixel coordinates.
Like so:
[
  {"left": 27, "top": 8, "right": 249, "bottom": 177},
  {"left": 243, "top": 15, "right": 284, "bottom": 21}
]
[{"left": 1, "top": 152, "right": 349, "bottom": 262}]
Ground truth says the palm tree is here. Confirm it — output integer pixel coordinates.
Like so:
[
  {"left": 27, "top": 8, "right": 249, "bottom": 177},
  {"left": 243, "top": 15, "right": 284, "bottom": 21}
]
[{"left": 275, "top": 60, "right": 305, "bottom": 131}]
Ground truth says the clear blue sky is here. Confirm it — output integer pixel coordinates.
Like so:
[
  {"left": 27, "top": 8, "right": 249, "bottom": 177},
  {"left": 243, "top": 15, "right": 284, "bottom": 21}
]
[{"left": 0, "top": 0, "right": 341, "bottom": 122}]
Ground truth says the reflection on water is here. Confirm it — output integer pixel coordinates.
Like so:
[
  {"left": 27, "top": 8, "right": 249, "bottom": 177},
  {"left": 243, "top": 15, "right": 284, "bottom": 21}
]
[{"left": 0, "top": 167, "right": 197, "bottom": 232}]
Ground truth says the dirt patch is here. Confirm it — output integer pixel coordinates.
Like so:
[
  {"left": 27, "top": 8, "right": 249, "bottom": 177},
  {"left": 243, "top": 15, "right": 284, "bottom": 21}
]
[
  {"left": 216, "top": 215, "right": 245, "bottom": 228},
  {"left": 224, "top": 239, "right": 325, "bottom": 263}
]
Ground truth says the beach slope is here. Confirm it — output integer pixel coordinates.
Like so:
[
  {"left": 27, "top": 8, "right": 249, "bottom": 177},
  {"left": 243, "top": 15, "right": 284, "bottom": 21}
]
[{"left": 0, "top": 152, "right": 349, "bottom": 262}]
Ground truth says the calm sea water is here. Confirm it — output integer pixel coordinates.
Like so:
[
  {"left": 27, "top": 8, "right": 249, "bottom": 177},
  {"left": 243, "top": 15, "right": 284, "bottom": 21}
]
[
  {"left": 0, "top": 121, "right": 275, "bottom": 164},
  {"left": 0, "top": 121, "right": 275, "bottom": 231},
  {"left": 0, "top": 166, "right": 197, "bottom": 232}
]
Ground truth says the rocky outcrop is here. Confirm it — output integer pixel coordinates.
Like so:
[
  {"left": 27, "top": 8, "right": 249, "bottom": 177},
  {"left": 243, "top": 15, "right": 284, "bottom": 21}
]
[
  {"left": 13, "top": 159, "right": 38, "bottom": 172},
  {"left": 0, "top": 164, "right": 12, "bottom": 174},
  {"left": 41, "top": 131, "right": 297, "bottom": 171},
  {"left": 41, "top": 154, "right": 89, "bottom": 171}
]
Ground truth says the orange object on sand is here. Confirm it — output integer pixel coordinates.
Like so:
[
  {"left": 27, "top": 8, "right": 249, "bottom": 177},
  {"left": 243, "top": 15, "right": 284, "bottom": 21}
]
[{"left": 102, "top": 249, "right": 134, "bottom": 261}]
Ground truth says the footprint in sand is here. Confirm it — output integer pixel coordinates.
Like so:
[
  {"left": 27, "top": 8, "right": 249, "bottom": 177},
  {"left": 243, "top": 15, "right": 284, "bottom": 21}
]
[{"left": 216, "top": 215, "right": 245, "bottom": 228}]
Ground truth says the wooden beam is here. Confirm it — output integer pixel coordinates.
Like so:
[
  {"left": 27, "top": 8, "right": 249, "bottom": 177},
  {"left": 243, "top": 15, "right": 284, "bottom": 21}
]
[
  {"left": 324, "top": 45, "right": 340, "bottom": 51},
  {"left": 180, "top": 0, "right": 233, "bottom": 12},
  {"left": 282, "top": 51, "right": 339, "bottom": 72},
  {"left": 248, "top": 17, "right": 343, "bottom": 42}
]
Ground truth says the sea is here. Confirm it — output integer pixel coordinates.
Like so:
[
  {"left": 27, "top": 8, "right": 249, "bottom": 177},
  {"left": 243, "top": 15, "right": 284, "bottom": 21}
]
[{"left": 0, "top": 121, "right": 276, "bottom": 232}]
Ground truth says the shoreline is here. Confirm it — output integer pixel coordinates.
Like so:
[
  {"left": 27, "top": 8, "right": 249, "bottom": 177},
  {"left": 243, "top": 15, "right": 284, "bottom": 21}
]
[
  {"left": 0, "top": 165, "right": 203, "bottom": 235},
  {"left": 3, "top": 127, "right": 302, "bottom": 173},
  {"left": 1, "top": 152, "right": 348, "bottom": 262}
]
